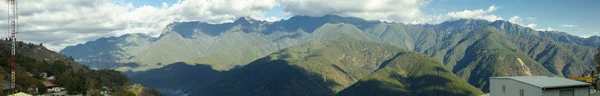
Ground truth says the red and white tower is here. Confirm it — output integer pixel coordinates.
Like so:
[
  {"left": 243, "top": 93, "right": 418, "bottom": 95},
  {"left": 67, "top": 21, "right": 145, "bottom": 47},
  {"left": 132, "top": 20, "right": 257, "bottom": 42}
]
[{"left": 7, "top": 0, "right": 17, "bottom": 94}]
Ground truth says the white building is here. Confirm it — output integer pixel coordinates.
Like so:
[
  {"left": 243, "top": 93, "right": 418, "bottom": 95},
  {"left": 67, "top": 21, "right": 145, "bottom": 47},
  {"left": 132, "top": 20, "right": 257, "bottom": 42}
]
[{"left": 490, "top": 76, "right": 591, "bottom": 96}]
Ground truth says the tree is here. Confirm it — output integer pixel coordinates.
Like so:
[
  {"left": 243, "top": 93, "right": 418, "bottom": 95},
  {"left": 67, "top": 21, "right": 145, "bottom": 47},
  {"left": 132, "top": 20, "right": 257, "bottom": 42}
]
[
  {"left": 0, "top": 73, "right": 3, "bottom": 96},
  {"left": 56, "top": 70, "right": 88, "bottom": 95}
]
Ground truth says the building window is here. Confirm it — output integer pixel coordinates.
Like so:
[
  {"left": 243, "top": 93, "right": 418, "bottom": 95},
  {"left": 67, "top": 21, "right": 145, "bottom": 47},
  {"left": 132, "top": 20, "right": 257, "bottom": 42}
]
[
  {"left": 560, "top": 89, "right": 574, "bottom": 96},
  {"left": 502, "top": 85, "right": 505, "bottom": 93},
  {"left": 519, "top": 89, "right": 524, "bottom": 96}
]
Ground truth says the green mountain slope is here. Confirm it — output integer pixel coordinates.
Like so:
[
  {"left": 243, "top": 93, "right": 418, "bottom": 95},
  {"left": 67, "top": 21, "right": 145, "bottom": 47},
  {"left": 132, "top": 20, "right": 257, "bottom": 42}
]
[
  {"left": 337, "top": 52, "right": 483, "bottom": 96},
  {"left": 423, "top": 27, "right": 553, "bottom": 91},
  {"left": 491, "top": 21, "right": 597, "bottom": 77},
  {"left": 60, "top": 34, "right": 155, "bottom": 69},
  {"left": 186, "top": 35, "right": 481, "bottom": 96}
]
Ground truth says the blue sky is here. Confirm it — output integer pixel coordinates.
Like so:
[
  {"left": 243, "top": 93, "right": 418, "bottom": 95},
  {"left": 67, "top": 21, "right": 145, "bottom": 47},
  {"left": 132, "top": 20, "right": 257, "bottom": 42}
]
[
  {"left": 424, "top": 0, "right": 600, "bottom": 37},
  {"left": 124, "top": 0, "right": 176, "bottom": 7}
]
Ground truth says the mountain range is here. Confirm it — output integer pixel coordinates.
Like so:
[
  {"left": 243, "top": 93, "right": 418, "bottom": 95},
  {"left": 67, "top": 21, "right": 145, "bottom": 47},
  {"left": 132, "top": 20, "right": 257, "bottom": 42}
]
[{"left": 60, "top": 15, "right": 600, "bottom": 95}]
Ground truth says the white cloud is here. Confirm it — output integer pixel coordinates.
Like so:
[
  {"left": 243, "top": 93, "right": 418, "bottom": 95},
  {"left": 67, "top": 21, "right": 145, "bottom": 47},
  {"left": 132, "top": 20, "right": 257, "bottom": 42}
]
[
  {"left": 526, "top": 17, "right": 537, "bottom": 21},
  {"left": 405, "top": 5, "right": 503, "bottom": 24},
  {"left": 508, "top": 16, "right": 522, "bottom": 23},
  {"left": 537, "top": 27, "right": 555, "bottom": 31},
  {"left": 505, "top": 15, "right": 539, "bottom": 29},
  {"left": 547, "top": 27, "right": 554, "bottom": 31},
  {"left": 561, "top": 24, "right": 579, "bottom": 28},
  {"left": 0, "top": 0, "right": 278, "bottom": 51},
  {"left": 281, "top": 0, "right": 431, "bottom": 23},
  {"left": 526, "top": 23, "right": 537, "bottom": 28},
  {"left": 281, "top": 0, "right": 503, "bottom": 24},
  {"left": 264, "top": 16, "right": 282, "bottom": 22},
  {"left": 445, "top": 5, "right": 502, "bottom": 21}
]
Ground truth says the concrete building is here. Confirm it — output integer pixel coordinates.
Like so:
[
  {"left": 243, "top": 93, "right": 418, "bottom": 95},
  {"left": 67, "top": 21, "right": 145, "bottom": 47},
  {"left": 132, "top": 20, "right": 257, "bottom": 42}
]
[{"left": 490, "top": 76, "right": 591, "bottom": 96}]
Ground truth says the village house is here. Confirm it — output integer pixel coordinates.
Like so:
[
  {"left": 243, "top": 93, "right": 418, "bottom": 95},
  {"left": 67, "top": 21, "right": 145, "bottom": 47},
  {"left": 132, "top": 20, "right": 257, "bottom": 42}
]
[{"left": 42, "top": 80, "right": 64, "bottom": 93}]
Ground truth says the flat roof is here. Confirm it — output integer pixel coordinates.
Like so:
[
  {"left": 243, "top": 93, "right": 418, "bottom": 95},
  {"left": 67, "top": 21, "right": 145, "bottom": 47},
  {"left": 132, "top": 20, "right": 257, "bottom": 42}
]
[{"left": 491, "top": 76, "right": 590, "bottom": 89}]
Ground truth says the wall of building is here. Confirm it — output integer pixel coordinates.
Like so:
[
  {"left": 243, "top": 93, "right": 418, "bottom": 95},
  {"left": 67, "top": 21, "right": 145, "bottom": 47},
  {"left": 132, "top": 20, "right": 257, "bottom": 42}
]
[
  {"left": 543, "top": 87, "right": 589, "bottom": 96},
  {"left": 490, "top": 78, "right": 543, "bottom": 96}
]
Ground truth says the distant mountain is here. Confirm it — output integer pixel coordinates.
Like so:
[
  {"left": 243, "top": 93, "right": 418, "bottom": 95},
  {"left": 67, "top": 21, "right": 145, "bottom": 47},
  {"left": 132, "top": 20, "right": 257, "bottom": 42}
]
[
  {"left": 131, "top": 35, "right": 483, "bottom": 96},
  {"left": 60, "top": 33, "right": 156, "bottom": 69},
  {"left": 61, "top": 15, "right": 598, "bottom": 94}
]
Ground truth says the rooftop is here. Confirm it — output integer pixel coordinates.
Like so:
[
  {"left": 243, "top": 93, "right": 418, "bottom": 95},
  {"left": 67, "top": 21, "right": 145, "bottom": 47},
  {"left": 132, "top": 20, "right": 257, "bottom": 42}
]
[
  {"left": 491, "top": 76, "right": 590, "bottom": 89},
  {"left": 42, "top": 80, "right": 57, "bottom": 87}
]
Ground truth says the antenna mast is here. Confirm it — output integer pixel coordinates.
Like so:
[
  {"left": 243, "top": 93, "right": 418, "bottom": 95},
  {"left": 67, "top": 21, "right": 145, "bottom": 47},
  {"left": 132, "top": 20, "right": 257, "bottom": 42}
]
[{"left": 8, "top": 0, "right": 17, "bottom": 95}]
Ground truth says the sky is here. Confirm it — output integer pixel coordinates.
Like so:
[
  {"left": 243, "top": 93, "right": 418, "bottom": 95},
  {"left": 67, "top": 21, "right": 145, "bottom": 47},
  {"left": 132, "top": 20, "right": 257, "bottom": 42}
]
[{"left": 0, "top": 0, "right": 598, "bottom": 51}]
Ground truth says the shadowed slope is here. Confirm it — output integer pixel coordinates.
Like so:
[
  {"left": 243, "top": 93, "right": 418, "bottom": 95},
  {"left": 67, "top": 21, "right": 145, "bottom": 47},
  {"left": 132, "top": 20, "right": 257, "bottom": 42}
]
[{"left": 337, "top": 52, "right": 483, "bottom": 96}]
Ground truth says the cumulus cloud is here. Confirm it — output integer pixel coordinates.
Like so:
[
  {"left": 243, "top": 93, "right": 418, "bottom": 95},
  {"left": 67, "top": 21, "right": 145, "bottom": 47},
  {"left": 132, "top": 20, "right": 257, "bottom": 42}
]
[
  {"left": 280, "top": 0, "right": 430, "bottom": 23},
  {"left": 0, "top": 0, "right": 278, "bottom": 51},
  {"left": 281, "top": 0, "right": 502, "bottom": 24},
  {"left": 264, "top": 16, "right": 282, "bottom": 22},
  {"left": 444, "top": 5, "right": 502, "bottom": 21},
  {"left": 526, "top": 17, "right": 537, "bottom": 21},
  {"left": 526, "top": 23, "right": 537, "bottom": 28},
  {"left": 561, "top": 24, "right": 579, "bottom": 28},
  {"left": 505, "top": 15, "right": 540, "bottom": 29},
  {"left": 508, "top": 16, "right": 522, "bottom": 23}
]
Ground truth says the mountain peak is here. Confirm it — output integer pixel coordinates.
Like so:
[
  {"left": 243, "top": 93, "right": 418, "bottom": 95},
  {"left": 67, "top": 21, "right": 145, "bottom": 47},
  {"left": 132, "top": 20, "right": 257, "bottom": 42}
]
[
  {"left": 436, "top": 19, "right": 491, "bottom": 32},
  {"left": 234, "top": 16, "right": 261, "bottom": 24}
]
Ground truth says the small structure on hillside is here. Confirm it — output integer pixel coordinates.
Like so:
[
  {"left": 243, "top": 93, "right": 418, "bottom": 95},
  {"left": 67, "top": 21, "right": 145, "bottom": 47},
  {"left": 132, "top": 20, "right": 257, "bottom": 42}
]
[
  {"left": 47, "top": 76, "right": 56, "bottom": 80},
  {"left": 490, "top": 76, "right": 591, "bottom": 96},
  {"left": 9, "top": 92, "right": 32, "bottom": 96},
  {"left": 39, "top": 72, "right": 48, "bottom": 79},
  {"left": 42, "top": 80, "right": 64, "bottom": 93},
  {"left": 25, "top": 72, "right": 34, "bottom": 77}
]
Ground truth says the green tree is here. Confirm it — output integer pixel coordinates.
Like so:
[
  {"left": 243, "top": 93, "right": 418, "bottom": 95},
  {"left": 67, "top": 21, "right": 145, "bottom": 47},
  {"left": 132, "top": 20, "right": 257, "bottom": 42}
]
[
  {"left": 56, "top": 70, "right": 88, "bottom": 95},
  {"left": 49, "top": 60, "right": 70, "bottom": 76},
  {"left": 36, "top": 82, "right": 47, "bottom": 94},
  {"left": 0, "top": 73, "right": 3, "bottom": 96}
]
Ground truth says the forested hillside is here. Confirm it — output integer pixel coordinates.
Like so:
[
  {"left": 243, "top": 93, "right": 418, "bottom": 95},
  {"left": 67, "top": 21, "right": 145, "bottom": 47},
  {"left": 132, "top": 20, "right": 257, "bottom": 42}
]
[
  {"left": 0, "top": 39, "right": 160, "bottom": 96},
  {"left": 131, "top": 35, "right": 483, "bottom": 96}
]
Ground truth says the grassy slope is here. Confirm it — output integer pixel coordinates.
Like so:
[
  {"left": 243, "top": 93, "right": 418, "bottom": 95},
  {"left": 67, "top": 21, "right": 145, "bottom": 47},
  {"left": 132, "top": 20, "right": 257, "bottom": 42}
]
[
  {"left": 192, "top": 26, "right": 279, "bottom": 70},
  {"left": 428, "top": 27, "right": 553, "bottom": 92},
  {"left": 130, "top": 31, "right": 205, "bottom": 71},
  {"left": 491, "top": 21, "right": 597, "bottom": 77},
  {"left": 337, "top": 52, "right": 483, "bottom": 96},
  {"left": 190, "top": 33, "right": 481, "bottom": 96}
]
